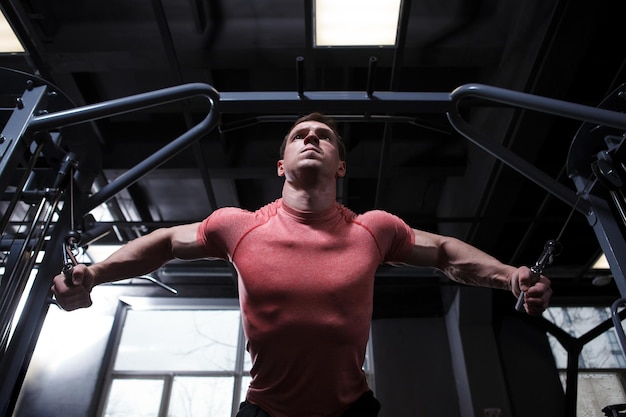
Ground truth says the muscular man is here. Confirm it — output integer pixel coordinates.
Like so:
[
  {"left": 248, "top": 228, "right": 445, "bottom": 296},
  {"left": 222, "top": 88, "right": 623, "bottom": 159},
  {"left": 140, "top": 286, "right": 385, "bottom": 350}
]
[{"left": 52, "top": 112, "right": 551, "bottom": 417}]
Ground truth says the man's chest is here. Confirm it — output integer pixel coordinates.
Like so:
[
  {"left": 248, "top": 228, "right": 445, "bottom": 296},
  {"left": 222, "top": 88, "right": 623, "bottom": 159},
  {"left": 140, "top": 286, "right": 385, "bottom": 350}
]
[{"left": 233, "top": 221, "right": 381, "bottom": 297}]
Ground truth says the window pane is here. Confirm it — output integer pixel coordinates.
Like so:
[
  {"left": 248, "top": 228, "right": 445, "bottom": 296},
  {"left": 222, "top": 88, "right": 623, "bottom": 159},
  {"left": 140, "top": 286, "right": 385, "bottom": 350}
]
[
  {"left": 243, "top": 351, "right": 251, "bottom": 372},
  {"left": 168, "top": 377, "right": 234, "bottom": 417},
  {"left": 104, "top": 379, "right": 163, "bottom": 417},
  {"left": 115, "top": 310, "right": 241, "bottom": 371},
  {"left": 240, "top": 376, "right": 252, "bottom": 404},
  {"left": 102, "top": 303, "right": 373, "bottom": 417},
  {"left": 544, "top": 307, "right": 626, "bottom": 369}
]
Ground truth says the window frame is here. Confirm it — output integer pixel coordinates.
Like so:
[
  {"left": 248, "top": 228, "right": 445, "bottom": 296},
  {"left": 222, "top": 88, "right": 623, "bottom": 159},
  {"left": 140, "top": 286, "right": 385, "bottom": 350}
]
[
  {"left": 545, "top": 306, "right": 626, "bottom": 414},
  {"left": 96, "top": 297, "right": 376, "bottom": 417},
  {"left": 96, "top": 297, "right": 246, "bottom": 417}
]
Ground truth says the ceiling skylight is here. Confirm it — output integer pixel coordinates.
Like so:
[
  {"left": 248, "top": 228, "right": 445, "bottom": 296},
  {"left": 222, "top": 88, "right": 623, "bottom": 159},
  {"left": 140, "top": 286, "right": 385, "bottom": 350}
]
[
  {"left": 0, "top": 11, "right": 24, "bottom": 53},
  {"left": 314, "top": 0, "right": 402, "bottom": 47}
]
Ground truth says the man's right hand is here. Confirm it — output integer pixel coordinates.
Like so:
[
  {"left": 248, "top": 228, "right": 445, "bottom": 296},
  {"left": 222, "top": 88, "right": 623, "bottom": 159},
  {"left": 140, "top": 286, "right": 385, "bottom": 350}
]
[{"left": 51, "top": 264, "right": 96, "bottom": 311}]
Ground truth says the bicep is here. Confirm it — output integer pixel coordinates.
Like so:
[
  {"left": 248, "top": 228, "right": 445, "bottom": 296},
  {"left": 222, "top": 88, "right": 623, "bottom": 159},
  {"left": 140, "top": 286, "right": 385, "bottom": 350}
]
[
  {"left": 401, "top": 229, "right": 445, "bottom": 268},
  {"left": 170, "top": 222, "right": 208, "bottom": 260}
]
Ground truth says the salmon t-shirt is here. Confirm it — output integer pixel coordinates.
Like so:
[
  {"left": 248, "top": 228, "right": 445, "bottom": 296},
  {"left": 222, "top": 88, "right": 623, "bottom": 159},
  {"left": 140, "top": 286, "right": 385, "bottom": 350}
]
[{"left": 196, "top": 199, "right": 414, "bottom": 417}]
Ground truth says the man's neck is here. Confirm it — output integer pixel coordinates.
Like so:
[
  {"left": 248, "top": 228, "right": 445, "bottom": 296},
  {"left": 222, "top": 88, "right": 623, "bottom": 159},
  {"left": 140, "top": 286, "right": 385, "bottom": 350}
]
[{"left": 281, "top": 182, "right": 337, "bottom": 212}]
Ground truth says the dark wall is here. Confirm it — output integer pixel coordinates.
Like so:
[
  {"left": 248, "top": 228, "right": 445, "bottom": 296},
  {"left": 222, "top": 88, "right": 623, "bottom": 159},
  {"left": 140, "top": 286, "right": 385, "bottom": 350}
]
[
  {"left": 372, "top": 287, "right": 564, "bottom": 417},
  {"left": 372, "top": 316, "right": 461, "bottom": 417}
]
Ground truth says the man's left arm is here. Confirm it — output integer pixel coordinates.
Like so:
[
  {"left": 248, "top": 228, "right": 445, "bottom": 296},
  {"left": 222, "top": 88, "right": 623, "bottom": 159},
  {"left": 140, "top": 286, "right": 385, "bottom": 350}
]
[{"left": 402, "top": 228, "right": 552, "bottom": 316}]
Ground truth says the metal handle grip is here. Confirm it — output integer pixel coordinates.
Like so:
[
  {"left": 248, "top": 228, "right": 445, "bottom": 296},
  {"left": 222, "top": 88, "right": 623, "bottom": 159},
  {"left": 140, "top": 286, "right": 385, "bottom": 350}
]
[
  {"left": 62, "top": 263, "right": 75, "bottom": 287},
  {"left": 515, "top": 240, "right": 561, "bottom": 312}
]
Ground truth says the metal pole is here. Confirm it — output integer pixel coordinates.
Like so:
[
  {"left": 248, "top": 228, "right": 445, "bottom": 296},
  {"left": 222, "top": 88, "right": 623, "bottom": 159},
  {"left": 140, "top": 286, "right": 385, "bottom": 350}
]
[
  {"left": 26, "top": 83, "right": 220, "bottom": 213},
  {"left": 0, "top": 193, "right": 68, "bottom": 417},
  {"left": 85, "top": 109, "right": 219, "bottom": 212},
  {"left": 450, "top": 83, "right": 626, "bottom": 131},
  {"left": 28, "top": 83, "right": 219, "bottom": 132}
]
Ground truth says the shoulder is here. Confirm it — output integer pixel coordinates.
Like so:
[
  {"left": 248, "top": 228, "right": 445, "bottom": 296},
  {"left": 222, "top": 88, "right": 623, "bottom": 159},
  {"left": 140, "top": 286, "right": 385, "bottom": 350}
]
[
  {"left": 196, "top": 200, "right": 282, "bottom": 255},
  {"left": 214, "top": 199, "right": 281, "bottom": 217},
  {"left": 332, "top": 204, "right": 409, "bottom": 229},
  {"left": 201, "top": 199, "right": 281, "bottom": 228},
  {"left": 351, "top": 208, "right": 415, "bottom": 261},
  {"left": 353, "top": 209, "right": 414, "bottom": 245},
  {"left": 348, "top": 207, "right": 413, "bottom": 240},
  {"left": 354, "top": 209, "right": 410, "bottom": 229}
]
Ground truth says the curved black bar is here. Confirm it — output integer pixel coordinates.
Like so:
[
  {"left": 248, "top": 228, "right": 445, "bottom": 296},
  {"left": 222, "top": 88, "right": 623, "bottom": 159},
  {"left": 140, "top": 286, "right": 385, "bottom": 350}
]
[
  {"left": 28, "top": 82, "right": 219, "bottom": 131},
  {"left": 85, "top": 108, "right": 219, "bottom": 212},
  {"left": 450, "top": 83, "right": 626, "bottom": 131},
  {"left": 26, "top": 83, "right": 220, "bottom": 213},
  {"left": 444, "top": 83, "right": 626, "bottom": 214}
]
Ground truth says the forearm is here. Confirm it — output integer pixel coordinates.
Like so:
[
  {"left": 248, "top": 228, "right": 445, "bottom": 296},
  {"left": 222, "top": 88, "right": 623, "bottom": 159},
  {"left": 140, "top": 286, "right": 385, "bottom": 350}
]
[
  {"left": 438, "top": 237, "right": 515, "bottom": 291},
  {"left": 89, "top": 228, "right": 176, "bottom": 286},
  {"left": 52, "top": 223, "right": 204, "bottom": 311},
  {"left": 408, "top": 229, "right": 515, "bottom": 291},
  {"left": 436, "top": 237, "right": 515, "bottom": 290}
]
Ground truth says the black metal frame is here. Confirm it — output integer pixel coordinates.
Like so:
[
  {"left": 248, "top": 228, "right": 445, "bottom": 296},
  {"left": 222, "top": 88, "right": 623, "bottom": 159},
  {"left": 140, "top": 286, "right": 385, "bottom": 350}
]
[
  {"left": 1, "top": 73, "right": 626, "bottom": 416},
  {"left": 449, "top": 83, "right": 626, "bottom": 417},
  {"left": 0, "top": 77, "right": 220, "bottom": 416}
]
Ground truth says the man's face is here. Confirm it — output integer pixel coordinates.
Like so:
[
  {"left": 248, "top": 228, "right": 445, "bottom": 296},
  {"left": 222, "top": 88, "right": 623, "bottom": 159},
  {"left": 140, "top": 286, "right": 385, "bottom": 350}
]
[{"left": 277, "top": 121, "right": 346, "bottom": 180}]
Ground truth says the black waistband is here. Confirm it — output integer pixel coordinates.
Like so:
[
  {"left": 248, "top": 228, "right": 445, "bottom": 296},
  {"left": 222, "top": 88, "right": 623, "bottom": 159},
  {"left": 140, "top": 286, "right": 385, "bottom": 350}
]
[{"left": 236, "top": 390, "right": 381, "bottom": 417}]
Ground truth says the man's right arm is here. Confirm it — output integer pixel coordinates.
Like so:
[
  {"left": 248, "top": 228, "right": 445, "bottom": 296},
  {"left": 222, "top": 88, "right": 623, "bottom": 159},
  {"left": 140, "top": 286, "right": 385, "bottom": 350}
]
[{"left": 51, "top": 222, "right": 204, "bottom": 311}]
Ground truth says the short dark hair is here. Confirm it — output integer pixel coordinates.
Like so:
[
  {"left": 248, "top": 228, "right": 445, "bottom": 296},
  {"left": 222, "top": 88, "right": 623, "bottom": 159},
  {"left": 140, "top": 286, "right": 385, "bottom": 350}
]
[{"left": 279, "top": 112, "right": 346, "bottom": 160}]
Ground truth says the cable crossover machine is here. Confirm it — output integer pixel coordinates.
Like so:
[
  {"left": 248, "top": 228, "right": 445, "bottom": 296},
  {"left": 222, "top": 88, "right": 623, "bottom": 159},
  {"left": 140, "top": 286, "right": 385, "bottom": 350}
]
[{"left": 0, "top": 66, "right": 626, "bottom": 416}]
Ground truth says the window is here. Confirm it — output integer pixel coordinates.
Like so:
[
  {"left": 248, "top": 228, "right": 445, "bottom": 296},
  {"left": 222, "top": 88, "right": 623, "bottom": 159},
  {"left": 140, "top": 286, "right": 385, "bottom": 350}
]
[
  {"left": 544, "top": 306, "right": 626, "bottom": 415},
  {"left": 546, "top": 306, "right": 626, "bottom": 369},
  {"left": 99, "top": 299, "right": 249, "bottom": 417},
  {"left": 98, "top": 298, "right": 375, "bottom": 417}
]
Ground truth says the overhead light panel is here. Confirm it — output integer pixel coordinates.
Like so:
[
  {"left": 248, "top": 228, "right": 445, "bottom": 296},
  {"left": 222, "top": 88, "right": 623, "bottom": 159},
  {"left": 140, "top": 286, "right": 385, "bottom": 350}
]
[
  {"left": 0, "top": 11, "right": 24, "bottom": 53},
  {"left": 314, "top": 0, "right": 402, "bottom": 47}
]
